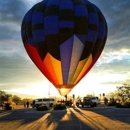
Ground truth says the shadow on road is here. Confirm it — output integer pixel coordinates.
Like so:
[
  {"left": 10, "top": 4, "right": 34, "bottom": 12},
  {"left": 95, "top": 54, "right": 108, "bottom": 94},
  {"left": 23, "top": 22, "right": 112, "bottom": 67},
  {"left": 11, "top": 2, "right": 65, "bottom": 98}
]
[
  {"left": 70, "top": 108, "right": 107, "bottom": 130},
  {"left": 0, "top": 109, "right": 46, "bottom": 127},
  {"left": 80, "top": 107, "right": 130, "bottom": 124},
  {"left": 0, "top": 107, "right": 130, "bottom": 130},
  {"left": 0, "top": 108, "right": 94, "bottom": 130},
  {"left": 46, "top": 109, "right": 93, "bottom": 130}
]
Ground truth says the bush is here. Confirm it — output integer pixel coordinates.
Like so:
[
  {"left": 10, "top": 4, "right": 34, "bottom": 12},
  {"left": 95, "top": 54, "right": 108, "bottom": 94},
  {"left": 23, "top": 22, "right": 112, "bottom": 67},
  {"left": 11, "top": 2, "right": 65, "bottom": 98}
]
[
  {"left": 53, "top": 103, "right": 66, "bottom": 110},
  {"left": 108, "top": 101, "right": 117, "bottom": 106},
  {"left": 4, "top": 103, "right": 12, "bottom": 110},
  {"left": 123, "top": 102, "right": 130, "bottom": 108},
  {"left": 36, "top": 105, "right": 48, "bottom": 111},
  {"left": 116, "top": 102, "right": 130, "bottom": 108},
  {"left": 4, "top": 102, "right": 16, "bottom": 110},
  {"left": 116, "top": 103, "right": 123, "bottom": 108}
]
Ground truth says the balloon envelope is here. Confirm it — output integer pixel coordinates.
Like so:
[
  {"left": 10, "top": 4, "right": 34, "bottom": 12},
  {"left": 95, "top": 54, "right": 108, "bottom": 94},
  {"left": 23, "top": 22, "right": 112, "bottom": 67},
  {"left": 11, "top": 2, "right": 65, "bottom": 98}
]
[{"left": 21, "top": 0, "right": 107, "bottom": 96}]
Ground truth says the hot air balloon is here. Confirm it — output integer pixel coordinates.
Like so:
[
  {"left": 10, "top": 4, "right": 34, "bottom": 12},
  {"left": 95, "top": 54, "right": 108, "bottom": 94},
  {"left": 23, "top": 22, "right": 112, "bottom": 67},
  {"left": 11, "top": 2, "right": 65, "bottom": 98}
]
[{"left": 21, "top": 0, "right": 107, "bottom": 96}]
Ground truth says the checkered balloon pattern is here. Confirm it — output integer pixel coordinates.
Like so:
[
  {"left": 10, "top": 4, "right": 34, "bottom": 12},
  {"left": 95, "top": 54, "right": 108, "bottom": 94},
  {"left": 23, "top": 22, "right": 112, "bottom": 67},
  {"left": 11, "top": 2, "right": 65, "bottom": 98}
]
[{"left": 21, "top": 0, "right": 107, "bottom": 96}]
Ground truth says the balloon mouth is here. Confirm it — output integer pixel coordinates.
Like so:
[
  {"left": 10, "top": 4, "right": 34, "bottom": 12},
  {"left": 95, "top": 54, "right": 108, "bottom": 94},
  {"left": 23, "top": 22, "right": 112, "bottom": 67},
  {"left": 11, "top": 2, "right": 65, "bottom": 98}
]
[
  {"left": 57, "top": 88, "right": 72, "bottom": 96},
  {"left": 54, "top": 84, "right": 75, "bottom": 96}
]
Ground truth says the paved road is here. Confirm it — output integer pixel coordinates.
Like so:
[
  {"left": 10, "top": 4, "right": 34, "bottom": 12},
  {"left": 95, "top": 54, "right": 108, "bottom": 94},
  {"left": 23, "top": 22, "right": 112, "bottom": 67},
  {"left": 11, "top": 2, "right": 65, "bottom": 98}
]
[{"left": 0, "top": 106, "right": 130, "bottom": 130}]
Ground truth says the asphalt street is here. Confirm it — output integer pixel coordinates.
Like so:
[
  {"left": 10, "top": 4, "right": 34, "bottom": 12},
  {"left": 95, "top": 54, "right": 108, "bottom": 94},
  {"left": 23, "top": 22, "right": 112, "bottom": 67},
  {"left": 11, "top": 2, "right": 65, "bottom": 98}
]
[{"left": 0, "top": 106, "right": 130, "bottom": 130}]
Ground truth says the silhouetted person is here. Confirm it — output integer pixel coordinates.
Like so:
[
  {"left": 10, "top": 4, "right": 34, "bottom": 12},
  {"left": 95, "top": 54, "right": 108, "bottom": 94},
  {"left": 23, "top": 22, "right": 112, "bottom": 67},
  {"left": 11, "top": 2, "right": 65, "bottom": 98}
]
[
  {"left": 26, "top": 102, "right": 29, "bottom": 108},
  {"left": 104, "top": 97, "right": 108, "bottom": 105},
  {"left": 24, "top": 102, "right": 26, "bottom": 108},
  {"left": 32, "top": 100, "right": 35, "bottom": 108}
]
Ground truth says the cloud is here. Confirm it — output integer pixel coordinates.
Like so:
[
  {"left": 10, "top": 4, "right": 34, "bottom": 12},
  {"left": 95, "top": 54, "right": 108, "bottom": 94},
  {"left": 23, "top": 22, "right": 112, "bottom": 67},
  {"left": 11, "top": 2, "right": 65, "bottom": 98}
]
[
  {"left": 0, "top": 0, "right": 27, "bottom": 24},
  {"left": 0, "top": 0, "right": 130, "bottom": 96},
  {"left": 0, "top": 0, "right": 28, "bottom": 42},
  {"left": 90, "top": 1, "right": 130, "bottom": 52}
]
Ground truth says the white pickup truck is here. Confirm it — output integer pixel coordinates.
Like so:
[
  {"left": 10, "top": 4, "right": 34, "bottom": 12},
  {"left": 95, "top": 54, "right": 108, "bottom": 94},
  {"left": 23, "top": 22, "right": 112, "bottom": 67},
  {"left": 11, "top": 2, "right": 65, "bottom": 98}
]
[{"left": 76, "top": 96, "right": 100, "bottom": 107}]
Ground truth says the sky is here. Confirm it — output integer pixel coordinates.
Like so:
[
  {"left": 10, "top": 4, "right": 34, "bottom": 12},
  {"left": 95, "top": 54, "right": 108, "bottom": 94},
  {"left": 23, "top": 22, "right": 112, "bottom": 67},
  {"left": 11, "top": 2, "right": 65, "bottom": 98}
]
[{"left": 0, "top": 0, "right": 130, "bottom": 99}]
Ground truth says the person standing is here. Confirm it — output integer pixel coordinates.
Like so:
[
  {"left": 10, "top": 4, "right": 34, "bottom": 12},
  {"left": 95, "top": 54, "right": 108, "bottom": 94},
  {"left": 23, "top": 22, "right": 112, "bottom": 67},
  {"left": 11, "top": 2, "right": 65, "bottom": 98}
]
[
  {"left": 26, "top": 101, "right": 29, "bottom": 108},
  {"left": 104, "top": 97, "right": 108, "bottom": 105},
  {"left": 24, "top": 102, "right": 26, "bottom": 108}
]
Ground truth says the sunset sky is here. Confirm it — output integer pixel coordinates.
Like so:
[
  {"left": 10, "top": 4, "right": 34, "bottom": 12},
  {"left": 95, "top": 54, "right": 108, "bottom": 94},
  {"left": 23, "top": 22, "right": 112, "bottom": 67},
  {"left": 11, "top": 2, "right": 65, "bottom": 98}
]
[{"left": 0, "top": 0, "right": 130, "bottom": 99}]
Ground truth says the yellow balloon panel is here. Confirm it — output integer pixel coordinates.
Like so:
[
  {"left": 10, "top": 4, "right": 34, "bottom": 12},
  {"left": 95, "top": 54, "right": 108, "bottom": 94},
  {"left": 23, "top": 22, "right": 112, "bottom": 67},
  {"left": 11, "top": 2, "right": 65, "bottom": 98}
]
[
  {"left": 70, "top": 58, "right": 88, "bottom": 84},
  {"left": 74, "top": 54, "right": 93, "bottom": 84}
]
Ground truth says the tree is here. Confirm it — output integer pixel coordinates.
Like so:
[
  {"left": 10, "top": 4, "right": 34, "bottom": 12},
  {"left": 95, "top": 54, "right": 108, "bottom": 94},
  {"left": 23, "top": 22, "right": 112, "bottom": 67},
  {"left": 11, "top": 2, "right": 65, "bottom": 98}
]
[
  {"left": 12, "top": 95, "right": 21, "bottom": 105},
  {"left": 117, "top": 84, "right": 130, "bottom": 102},
  {"left": 0, "top": 90, "right": 6, "bottom": 103},
  {"left": 0, "top": 91, "right": 12, "bottom": 102},
  {"left": 21, "top": 98, "right": 33, "bottom": 104},
  {"left": 0, "top": 90, "right": 12, "bottom": 103},
  {"left": 4, "top": 94, "right": 12, "bottom": 103}
]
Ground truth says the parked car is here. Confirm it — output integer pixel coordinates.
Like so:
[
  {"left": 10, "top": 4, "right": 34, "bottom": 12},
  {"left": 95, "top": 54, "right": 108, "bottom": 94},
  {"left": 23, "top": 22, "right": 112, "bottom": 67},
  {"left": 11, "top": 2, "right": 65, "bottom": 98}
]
[{"left": 76, "top": 96, "right": 100, "bottom": 107}]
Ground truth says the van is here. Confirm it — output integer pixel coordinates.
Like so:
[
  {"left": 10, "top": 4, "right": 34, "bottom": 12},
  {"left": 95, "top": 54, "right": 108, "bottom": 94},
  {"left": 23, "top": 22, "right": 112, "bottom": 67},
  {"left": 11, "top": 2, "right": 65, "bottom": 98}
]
[{"left": 33, "top": 98, "right": 55, "bottom": 107}]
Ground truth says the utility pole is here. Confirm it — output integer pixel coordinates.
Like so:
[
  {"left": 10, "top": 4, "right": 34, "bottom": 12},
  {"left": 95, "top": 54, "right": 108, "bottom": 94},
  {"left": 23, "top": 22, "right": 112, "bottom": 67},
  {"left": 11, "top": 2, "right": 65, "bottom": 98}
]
[{"left": 48, "top": 84, "right": 50, "bottom": 109}]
